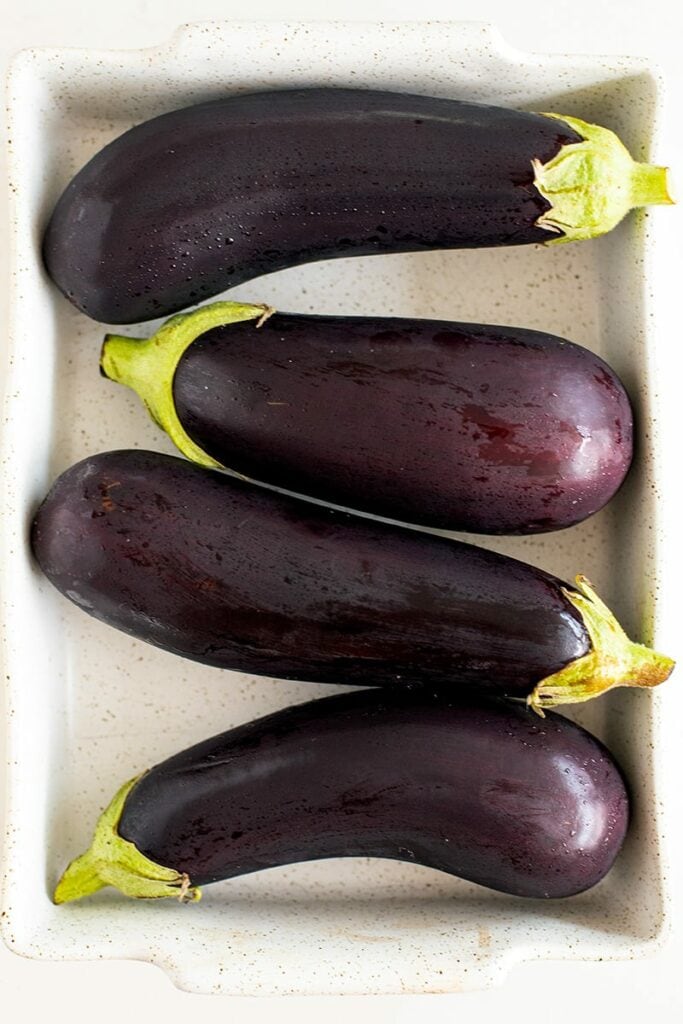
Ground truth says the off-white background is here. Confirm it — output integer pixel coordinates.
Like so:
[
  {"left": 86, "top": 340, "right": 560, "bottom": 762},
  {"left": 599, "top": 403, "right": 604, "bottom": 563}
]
[{"left": 2, "top": 1, "right": 682, "bottom": 1020}]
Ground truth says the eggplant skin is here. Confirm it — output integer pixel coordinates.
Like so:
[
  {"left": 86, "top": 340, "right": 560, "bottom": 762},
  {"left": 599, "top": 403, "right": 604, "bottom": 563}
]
[
  {"left": 42, "top": 88, "right": 581, "bottom": 323},
  {"left": 119, "top": 690, "right": 629, "bottom": 899},
  {"left": 31, "top": 449, "right": 589, "bottom": 696},
  {"left": 174, "top": 314, "right": 633, "bottom": 534}
]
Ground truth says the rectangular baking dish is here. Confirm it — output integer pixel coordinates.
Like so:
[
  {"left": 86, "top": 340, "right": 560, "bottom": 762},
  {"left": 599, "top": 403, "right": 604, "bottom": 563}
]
[{"left": 1, "top": 19, "right": 676, "bottom": 995}]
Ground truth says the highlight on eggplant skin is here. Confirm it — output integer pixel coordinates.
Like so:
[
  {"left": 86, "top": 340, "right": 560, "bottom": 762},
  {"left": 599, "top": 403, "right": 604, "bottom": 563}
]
[
  {"left": 102, "top": 303, "right": 634, "bottom": 535},
  {"left": 53, "top": 690, "right": 631, "bottom": 904},
  {"left": 30, "top": 449, "right": 674, "bottom": 711},
  {"left": 42, "top": 88, "right": 672, "bottom": 324}
]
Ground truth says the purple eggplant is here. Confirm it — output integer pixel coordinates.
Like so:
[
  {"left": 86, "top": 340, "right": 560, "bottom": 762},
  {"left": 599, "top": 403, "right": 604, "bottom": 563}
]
[
  {"left": 43, "top": 88, "right": 672, "bottom": 323},
  {"left": 31, "top": 449, "right": 672, "bottom": 711},
  {"left": 53, "top": 689, "right": 630, "bottom": 903},
  {"left": 101, "top": 302, "right": 633, "bottom": 534}
]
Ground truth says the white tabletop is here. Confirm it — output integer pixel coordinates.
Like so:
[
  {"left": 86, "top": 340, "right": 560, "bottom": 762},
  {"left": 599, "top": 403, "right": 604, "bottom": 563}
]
[{"left": 2, "top": 1, "right": 682, "bottom": 1020}]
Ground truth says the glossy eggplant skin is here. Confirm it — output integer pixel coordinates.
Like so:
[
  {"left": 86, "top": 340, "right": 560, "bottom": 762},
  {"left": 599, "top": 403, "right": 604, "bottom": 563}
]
[
  {"left": 31, "top": 449, "right": 590, "bottom": 695},
  {"left": 42, "top": 88, "right": 582, "bottom": 323},
  {"left": 118, "top": 690, "right": 629, "bottom": 898},
  {"left": 174, "top": 313, "right": 633, "bottom": 534}
]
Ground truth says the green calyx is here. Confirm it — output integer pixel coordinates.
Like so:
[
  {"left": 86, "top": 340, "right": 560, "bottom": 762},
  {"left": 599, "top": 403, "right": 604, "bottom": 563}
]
[
  {"left": 101, "top": 301, "right": 276, "bottom": 468},
  {"left": 533, "top": 113, "right": 673, "bottom": 243},
  {"left": 53, "top": 776, "right": 202, "bottom": 904},
  {"left": 527, "top": 575, "right": 675, "bottom": 715}
]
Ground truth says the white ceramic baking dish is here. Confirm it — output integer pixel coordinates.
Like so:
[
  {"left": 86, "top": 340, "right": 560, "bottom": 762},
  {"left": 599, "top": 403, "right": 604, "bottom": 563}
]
[{"left": 1, "top": 20, "right": 676, "bottom": 995}]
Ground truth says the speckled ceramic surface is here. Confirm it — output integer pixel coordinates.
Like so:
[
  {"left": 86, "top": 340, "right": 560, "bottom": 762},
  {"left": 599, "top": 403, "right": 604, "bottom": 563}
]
[{"left": 0, "top": 20, "right": 673, "bottom": 994}]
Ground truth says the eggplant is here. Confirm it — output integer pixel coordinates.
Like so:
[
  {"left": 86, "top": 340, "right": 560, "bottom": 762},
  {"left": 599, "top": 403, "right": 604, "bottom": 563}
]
[
  {"left": 101, "top": 302, "right": 634, "bottom": 534},
  {"left": 31, "top": 450, "right": 672, "bottom": 711},
  {"left": 43, "top": 88, "right": 672, "bottom": 324},
  {"left": 53, "top": 689, "right": 630, "bottom": 903}
]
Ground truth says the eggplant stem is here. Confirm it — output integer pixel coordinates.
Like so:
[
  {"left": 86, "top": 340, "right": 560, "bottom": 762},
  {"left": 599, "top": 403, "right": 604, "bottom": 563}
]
[
  {"left": 53, "top": 776, "right": 202, "bottom": 904},
  {"left": 256, "top": 305, "right": 276, "bottom": 328},
  {"left": 527, "top": 575, "right": 675, "bottom": 715},
  {"left": 533, "top": 113, "right": 674, "bottom": 244},
  {"left": 100, "top": 301, "right": 276, "bottom": 468}
]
